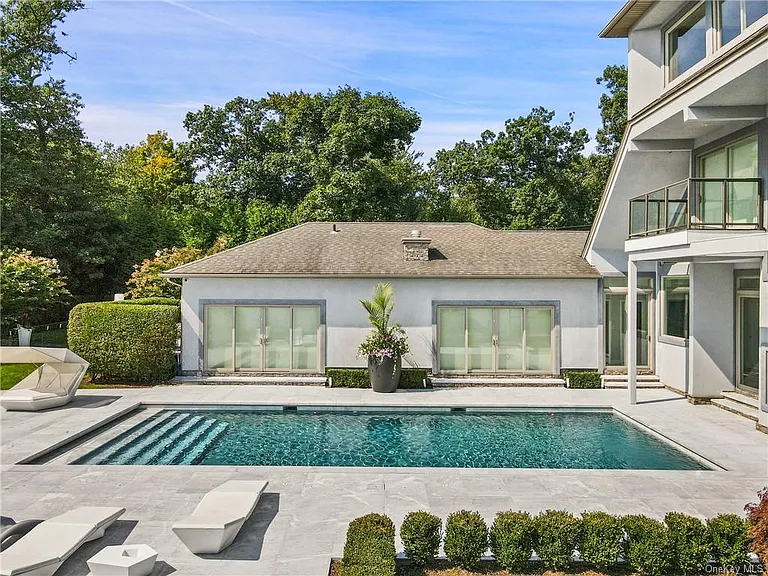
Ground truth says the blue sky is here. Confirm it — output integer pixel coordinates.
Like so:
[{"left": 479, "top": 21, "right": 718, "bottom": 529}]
[{"left": 54, "top": 1, "right": 627, "bottom": 159}]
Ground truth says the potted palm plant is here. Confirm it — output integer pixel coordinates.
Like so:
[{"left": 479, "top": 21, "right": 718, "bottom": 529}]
[{"left": 359, "top": 283, "right": 409, "bottom": 393}]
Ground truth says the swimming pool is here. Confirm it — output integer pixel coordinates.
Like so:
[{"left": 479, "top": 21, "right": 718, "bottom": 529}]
[{"left": 72, "top": 408, "right": 707, "bottom": 470}]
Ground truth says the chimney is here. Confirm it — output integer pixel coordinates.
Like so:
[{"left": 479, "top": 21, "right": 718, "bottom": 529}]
[{"left": 402, "top": 229, "right": 431, "bottom": 261}]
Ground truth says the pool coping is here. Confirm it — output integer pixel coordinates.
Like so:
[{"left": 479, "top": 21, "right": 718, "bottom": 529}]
[{"left": 19, "top": 401, "right": 724, "bottom": 472}]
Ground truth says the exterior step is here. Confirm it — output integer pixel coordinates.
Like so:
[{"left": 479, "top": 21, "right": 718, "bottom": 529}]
[
  {"left": 127, "top": 415, "right": 205, "bottom": 465},
  {"left": 721, "top": 391, "right": 760, "bottom": 409},
  {"left": 431, "top": 377, "right": 565, "bottom": 387},
  {"left": 602, "top": 375, "right": 663, "bottom": 389},
  {"left": 86, "top": 412, "right": 185, "bottom": 465},
  {"left": 711, "top": 398, "right": 759, "bottom": 422},
  {"left": 174, "top": 375, "right": 327, "bottom": 386}
]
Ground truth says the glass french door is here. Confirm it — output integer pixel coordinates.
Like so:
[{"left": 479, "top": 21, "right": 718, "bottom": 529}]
[
  {"left": 737, "top": 277, "right": 760, "bottom": 391},
  {"left": 437, "top": 306, "right": 554, "bottom": 373},
  {"left": 205, "top": 305, "right": 320, "bottom": 372},
  {"left": 604, "top": 278, "right": 652, "bottom": 369}
]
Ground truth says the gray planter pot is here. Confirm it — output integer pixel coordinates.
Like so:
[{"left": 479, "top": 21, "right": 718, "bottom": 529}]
[
  {"left": 367, "top": 355, "right": 401, "bottom": 393},
  {"left": 17, "top": 327, "right": 32, "bottom": 347}
]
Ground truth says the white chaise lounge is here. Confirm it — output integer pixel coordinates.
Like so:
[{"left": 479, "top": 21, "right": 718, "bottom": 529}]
[
  {"left": 0, "top": 506, "right": 125, "bottom": 576},
  {"left": 172, "top": 480, "right": 268, "bottom": 554},
  {"left": 0, "top": 347, "right": 89, "bottom": 412}
]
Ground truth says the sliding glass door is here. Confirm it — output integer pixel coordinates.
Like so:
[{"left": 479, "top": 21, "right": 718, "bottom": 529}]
[
  {"left": 737, "top": 277, "right": 759, "bottom": 391},
  {"left": 437, "top": 306, "right": 554, "bottom": 374},
  {"left": 205, "top": 305, "right": 320, "bottom": 372},
  {"left": 603, "top": 278, "right": 653, "bottom": 369}
]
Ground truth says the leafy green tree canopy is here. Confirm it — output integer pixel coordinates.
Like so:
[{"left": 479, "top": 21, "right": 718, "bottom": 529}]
[{"left": 595, "top": 64, "right": 628, "bottom": 156}]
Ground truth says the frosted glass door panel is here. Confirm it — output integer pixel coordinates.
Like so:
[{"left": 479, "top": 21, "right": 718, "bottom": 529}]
[
  {"left": 292, "top": 307, "right": 320, "bottom": 370},
  {"left": 235, "top": 307, "right": 263, "bottom": 370},
  {"left": 497, "top": 308, "right": 523, "bottom": 371},
  {"left": 206, "top": 307, "right": 234, "bottom": 370},
  {"left": 728, "top": 138, "right": 758, "bottom": 224},
  {"left": 525, "top": 309, "right": 553, "bottom": 371},
  {"left": 265, "top": 307, "right": 292, "bottom": 369},
  {"left": 467, "top": 308, "right": 493, "bottom": 371},
  {"left": 700, "top": 150, "right": 726, "bottom": 225},
  {"left": 439, "top": 308, "right": 466, "bottom": 371}
]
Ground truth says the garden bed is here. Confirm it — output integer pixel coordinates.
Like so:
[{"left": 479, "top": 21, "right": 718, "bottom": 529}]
[{"left": 330, "top": 560, "right": 631, "bottom": 576}]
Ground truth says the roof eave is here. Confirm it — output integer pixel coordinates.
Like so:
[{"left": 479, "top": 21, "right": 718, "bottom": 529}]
[
  {"left": 600, "top": 0, "right": 655, "bottom": 38},
  {"left": 162, "top": 272, "right": 601, "bottom": 280}
]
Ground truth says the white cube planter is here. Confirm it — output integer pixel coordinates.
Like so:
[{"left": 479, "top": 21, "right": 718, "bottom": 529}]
[
  {"left": 17, "top": 327, "right": 32, "bottom": 347},
  {"left": 87, "top": 544, "right": 157, "bottom": 576}
]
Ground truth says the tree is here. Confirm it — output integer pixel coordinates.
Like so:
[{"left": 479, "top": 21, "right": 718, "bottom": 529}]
[
  {"left": 183, "top": 87, "right": 425, "bottom": 222},
  {"left": 0, "top": 249, "right": 70, "bottom": 328},
  {"left": 1, "top": 0, "right": 124, "bottom": 299},
  {"left": 595, "top": 64, "right": 628, "bottom": 156},
  {"left": 429, "top": 108, "right": 595, "bottom": 229}
]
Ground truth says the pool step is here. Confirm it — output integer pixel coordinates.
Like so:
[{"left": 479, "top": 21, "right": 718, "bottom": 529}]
[
  {"left": 175, "top": 421, "right": 229, "bottom": 465},
  {"left": 128, "top": 415, "right": 207, "bottom": 465},
  {"left": 107, "top": 413, "right": 196, "bottom": 465},
  {"left": 80, "top": 411, "right": 183, "bottom": 465},
  {"left": 150, "top": 418, "right": 221, "bottom": 465}
]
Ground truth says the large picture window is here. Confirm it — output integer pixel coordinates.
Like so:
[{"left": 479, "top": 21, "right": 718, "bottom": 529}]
[
  {"left": 205, "top": 304, "right": 321, "bottom": 372},
  {"left": 718, "top": 0, "right": 768, "bottom": 45},
  {"left": 437, "top": 306, "right": 555, "bottom": 373},
  {"left": 667, "top": 3, "right": 708, "bottom": 81},
  {"left": 662, "top": 277, "right": 690, "bottom": 339}
]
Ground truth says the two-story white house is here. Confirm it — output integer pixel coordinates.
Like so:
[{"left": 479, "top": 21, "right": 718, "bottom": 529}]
[{"left": 585, "top": 0, "right": 768, "bottom": 431}]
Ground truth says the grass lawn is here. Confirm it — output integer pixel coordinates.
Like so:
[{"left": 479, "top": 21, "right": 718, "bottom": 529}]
[{"left": 0, "top": 363, "right": 38, "bottom": 390}]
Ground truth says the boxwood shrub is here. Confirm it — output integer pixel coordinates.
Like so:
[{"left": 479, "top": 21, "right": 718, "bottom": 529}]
[
  {"left": 707, "top": 513, "right": 751, "bottom": 567},
  {"left": 327, "top": 368, "right": 429, "bottom": 389},
  {"left": 665, "top": 512, "right": 712, "bottom": 575},
  {"left": 400, "top": 511, "right": 442, "bottom": 566},
  {"left": 341, "top": 513, "right": 396, "bottom": 576},
  {"left": 533, "top": 510, "right": 580, "bottom": 570},
  {"left": 579, "top": 511, "right": 623, "bottom": 570},
  {"left": 68, "top": 302, "right": 180, "bottom": 383},
  {"left": 622, "top": 515, "right": 671, "bottom": 576},
  {"left": 564, "top": 371, "right": 602, "bottom": 389},
  {"left": 489, "top": 511, "right": 535, "bottom": 572},
  {"left": 444, "top": 510, "right": 488, "bottom": 570}
]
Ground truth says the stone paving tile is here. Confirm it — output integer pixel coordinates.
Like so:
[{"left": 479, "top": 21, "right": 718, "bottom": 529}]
[{"left": 1, "top": 385, "right": 766, "bottom": 575}]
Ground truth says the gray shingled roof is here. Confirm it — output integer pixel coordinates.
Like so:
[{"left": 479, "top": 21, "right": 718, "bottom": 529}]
[{"left": 164, "top": 222, "right": 599, "bottom": 278}]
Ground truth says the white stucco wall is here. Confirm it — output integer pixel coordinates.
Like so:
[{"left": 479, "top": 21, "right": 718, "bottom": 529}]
[
  {"left": 180, "top": 277, "right": 601, "bottom": 374},
  {"left": 656, "top": 340, "right": 688, "bottom": 393},
  {"left": 688, "top": 263, "right": 736, "bottom": 398}
]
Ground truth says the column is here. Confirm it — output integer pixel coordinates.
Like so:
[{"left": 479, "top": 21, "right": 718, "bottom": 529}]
[{"left": 627, "top": 258, "right": 638, "bottom": 405}]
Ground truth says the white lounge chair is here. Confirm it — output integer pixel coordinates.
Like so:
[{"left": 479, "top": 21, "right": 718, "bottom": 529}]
[
  {"left": 0, "top": 347, "right": 89, "bottom": 412},
  {"left": 0, "top": 506, "right": 125, "bottom": 576},
  {"left": 172, "top": 480, "right": 268, "bottom": 554}
]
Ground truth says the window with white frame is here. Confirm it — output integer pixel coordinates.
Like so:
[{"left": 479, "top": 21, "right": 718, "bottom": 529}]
[
  {"left": 662, "top": 276, "right": 690, "bottom": 339},
  {"left": 717, "top": 0, "right": 768, "bottom": 45}
]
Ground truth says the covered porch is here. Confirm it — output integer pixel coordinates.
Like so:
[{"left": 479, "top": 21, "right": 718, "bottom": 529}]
[{"left": 625, "top": 237, "right": 768, "bottom": 432}]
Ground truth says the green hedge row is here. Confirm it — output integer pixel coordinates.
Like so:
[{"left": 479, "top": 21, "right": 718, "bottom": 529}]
[
  {"left": 341, "top": 513, "right": 396, "bottom": 576},
  {"left": 342, "top": 509, "right": 753, "bottom": 575},
  {"left": 565, "top": 371, "right": 602, "bottom": 389},
  {"left": 68, "top": 302, "right": 180, "bottom": 383},
  {"left": 327, "top": 368, "right": 429, "bottom": 389},
  {"left": 114, "top": 297, "right": 180, "bottom": 306}
]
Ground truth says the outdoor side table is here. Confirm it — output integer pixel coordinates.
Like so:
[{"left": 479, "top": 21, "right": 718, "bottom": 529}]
[{"left": 87, "top": 544, "right": 158, "bottom": 576}]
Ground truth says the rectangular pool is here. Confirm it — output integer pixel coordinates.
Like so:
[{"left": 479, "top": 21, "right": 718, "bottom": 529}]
[{"left": 72, "top": 408, "right": 708, "bottom": 470}]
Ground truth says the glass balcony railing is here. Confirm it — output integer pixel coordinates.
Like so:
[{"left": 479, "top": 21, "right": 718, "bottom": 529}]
[{"left": 628, "top": 178, "right": 764, "bottom": 238}]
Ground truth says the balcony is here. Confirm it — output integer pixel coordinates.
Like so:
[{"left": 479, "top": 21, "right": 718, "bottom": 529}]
[{"left": 628, "top": 178, "right": 764, "bottom": 238}]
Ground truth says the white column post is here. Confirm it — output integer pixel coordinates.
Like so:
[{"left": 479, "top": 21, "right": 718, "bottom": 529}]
[{"left": 627, "top": 258, "right": 638, "bottom": 405}]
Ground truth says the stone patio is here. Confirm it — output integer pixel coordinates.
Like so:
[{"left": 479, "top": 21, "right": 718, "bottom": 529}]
[{"left": 1, "top": 385, "right": 766, "bottom": 575}]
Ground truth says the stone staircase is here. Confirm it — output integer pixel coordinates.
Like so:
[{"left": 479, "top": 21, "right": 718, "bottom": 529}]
[
  {"left": 711, "top": 390, "right": 760, "bottom": 422},
  {"left": 601, "top": 374, "right": 664, "bottom": 389},
  {"left": 430, "top": 376, "right": 565, "bottom": 387}
]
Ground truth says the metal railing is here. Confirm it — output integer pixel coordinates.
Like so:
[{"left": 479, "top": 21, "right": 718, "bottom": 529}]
[{"left": 628, "top": 178, "right": 764, "bottom": 238}]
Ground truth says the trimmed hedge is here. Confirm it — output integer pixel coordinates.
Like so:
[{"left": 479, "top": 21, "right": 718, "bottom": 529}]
[
  {"left": 114, "top": 297, "right": 180, "bottom": 306},
  {"left": 490, "top": 511, "right": 535, "bottom": 572},
  {"left": 341, "top": 513, "right": 396, "bottom": 576},
  {"left": 665, "top": 512, "right": 711, "bottom": 575},
  {"left": 400, "top": 511, "right": 442, "bottom": 566},
  {"left": 444, "top": 510, "right": 488, "bottom": 570},
  {"left": 622, "top": 515, "right": 671, "bottom": 576},
  {"left": 533, "top": 510, "right": 580, "bottom": 570},
  {"left": 327, "top": 368, "right": 429, "bottom": 389},
  {"left": 579, "top": 511, "right": 623, "bottom": 570},
  {"left": 68, "top": 302, "right": 180, "bottom": 383},
  {"left": 707, "top": 513, "right": 751, "bottom": 567},
  {"left": 565, "top": 371, "right": 602, "bottom": 389}
]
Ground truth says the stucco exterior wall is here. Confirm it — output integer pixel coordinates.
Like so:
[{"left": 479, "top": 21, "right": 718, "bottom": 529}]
[
  {"left": 180, "top": 277, "right": 600, "bottom": 373},
  {"left": 656, "top": 340, "right": 688, "bottom": 393}
]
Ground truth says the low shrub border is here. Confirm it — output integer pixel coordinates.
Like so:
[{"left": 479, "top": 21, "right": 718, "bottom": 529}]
[
  {"left": 337, "top": 505, "right": 763, "bottom": 576},
  {"left": 68, "top": 302, "right": 180, "bottom": 383},
  {"left": 327, "top": 367, "right": 430, "bottom": 389},
  {"left": 564, "top": 370, "right": 602, "bottom": 389},
  {"left": 113, "top": 297, "right": 180, "bottom": 306}
]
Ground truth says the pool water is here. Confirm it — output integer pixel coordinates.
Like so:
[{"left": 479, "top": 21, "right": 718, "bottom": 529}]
[{"left": 73, "top": 408, "right": 707, "bottom": 470}]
